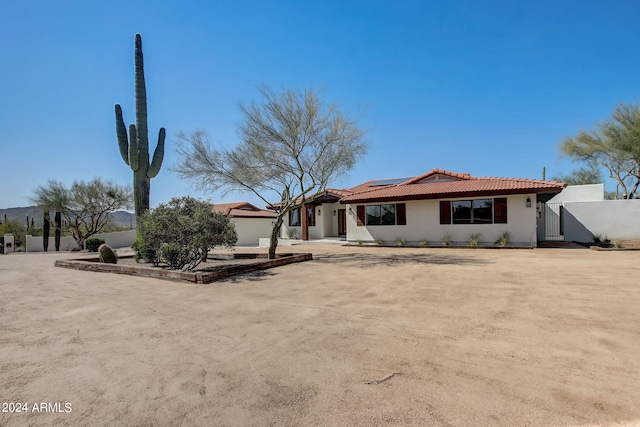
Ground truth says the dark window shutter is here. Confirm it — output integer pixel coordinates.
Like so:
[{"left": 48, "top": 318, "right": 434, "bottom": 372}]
[
  {"left": 356, "top": 205, "right": 365, "bottom": 226},
  {"left": 288, "top": 209, "right": 292, "bottom": 225},
  {"left": 396, "top": 203, "right": 406, "bottom": 225},
  {"left": 494, "top": 198, "right": 507, "bottom": 223},
  {"left": 440, "top": 201, "right": 451, "bottom": 224}
]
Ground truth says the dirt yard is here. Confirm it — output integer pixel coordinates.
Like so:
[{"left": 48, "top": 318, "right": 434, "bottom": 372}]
[{"left": 1, "top": 244, "right": 639, "bottom": 426}]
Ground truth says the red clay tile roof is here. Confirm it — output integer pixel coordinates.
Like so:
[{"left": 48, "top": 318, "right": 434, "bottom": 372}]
[
  {"left": 212, "top": 202, "right": 277, "bottom": 218},
  {"left": 340, "top": 169, "right": 566, "bottom": 204}
]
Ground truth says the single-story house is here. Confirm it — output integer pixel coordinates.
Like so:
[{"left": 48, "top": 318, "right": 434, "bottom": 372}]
[
  {"left": 280, "top": 169, "right": 566, "bottom": 247},
  {"left": 212, "top": 202, "right": 277, "bottom": 246}
]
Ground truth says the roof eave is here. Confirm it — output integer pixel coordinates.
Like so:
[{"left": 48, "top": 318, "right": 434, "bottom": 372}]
[{"left": 339, "top": 187, "right": 564, "bottom": 204}]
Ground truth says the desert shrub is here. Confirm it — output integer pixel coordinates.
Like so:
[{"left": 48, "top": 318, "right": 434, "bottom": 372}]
[
  {"left": 98, "top": 243, "right": 118, "bottom": 264},
  {"left": 469, "top": 233, "right": 481, "bottom": 247},
  {"left": 0, "top": 219, "right": 26, "bottom": 249},
  {"left": 396, "top": 237, "right": 405, "bottom": 246},
  {"left": 131, "top": 238, "right": 157, "bottom": 264},
  {"left": 613, "top": 240, "right": 625, "bottom": 248},
  {"left": 496, "top": 231, "right": 510, "bottom": 247},
  {"left": 85, "top": 238, "right": 106, "bottom": 252},
  {"left": 442, "top": 234, "right": 452, "bottom": 246},
  {"left": 420, "top": 240, "right": 429, "bottom": 247},
  {"left": 137, "top": 196, "right": 237, "bottom": 271},
  {"left": 160, "top": 243, "right": 188, "bottom": 269}
]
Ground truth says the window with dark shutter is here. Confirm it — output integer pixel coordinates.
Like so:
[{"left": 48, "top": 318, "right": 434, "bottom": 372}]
[
  {"left": 494, "top": 198, "right": 507, "bottom": 224},
  {"left": 396, "top": 203, "right": 406, "bottom": 225},
  {"left": 356, "top": 205, "right": 365, "bottom": 226},
  {"left": 440, "top": 200, "right": 451, "bottom": 224}
]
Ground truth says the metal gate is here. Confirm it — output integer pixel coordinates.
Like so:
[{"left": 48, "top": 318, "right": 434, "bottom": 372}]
[{"left": 542, "top": 202, "right": 564, "bottom": 241}]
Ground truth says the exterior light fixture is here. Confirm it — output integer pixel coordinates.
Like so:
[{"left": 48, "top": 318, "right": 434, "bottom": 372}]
[
  {"left": 333, "top": 210, "right": 337, "bottom": 216},
  {"left": 526, "top": 197, "right": 532, "bottom": 208},
  {"left": 318, "top": 209, "right": 321, "bottom": 216}
]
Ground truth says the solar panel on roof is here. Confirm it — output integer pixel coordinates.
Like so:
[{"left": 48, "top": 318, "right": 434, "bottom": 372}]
[{"left": 370, "top": 177, "right": 413, "bottom": 186}]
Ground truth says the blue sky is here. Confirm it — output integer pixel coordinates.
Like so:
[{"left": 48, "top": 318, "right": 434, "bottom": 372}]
[{"left": 1, "top": 0, "right": 639, "bottom": 209}]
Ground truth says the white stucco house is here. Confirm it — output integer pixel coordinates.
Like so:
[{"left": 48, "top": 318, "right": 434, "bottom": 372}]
[
  {"left": 212, "top": 202, "right": 277, "bottom": 246},
  {"left": 280, "top": 169, "right": 567, "bottom": 247}
]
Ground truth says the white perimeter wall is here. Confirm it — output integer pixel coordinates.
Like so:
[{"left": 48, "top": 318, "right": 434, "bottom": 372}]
[
  {"left": 345, "top": 194, "right": 537, "bottom": 246},
  {"left": 563, "top": 199, "right": 640, "bottom": 241},
  {"left": 548, "top": 184, "right": 604, "bottom": 203},
  {"left": 233, "top": 218, "right": 275, "bottom": 246},
  {"left": 25, "top": 229, "right": 137, "bottom": 252}
]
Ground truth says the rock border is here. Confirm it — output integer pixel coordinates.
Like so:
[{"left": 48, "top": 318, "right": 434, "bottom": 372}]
[{"left": 55, "top": 253, "right": 313, "bottom": 284}]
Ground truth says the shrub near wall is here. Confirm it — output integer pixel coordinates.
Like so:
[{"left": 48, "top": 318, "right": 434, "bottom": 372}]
[{"left": 85, "top": 238, "right": 106, "bottom": 252}]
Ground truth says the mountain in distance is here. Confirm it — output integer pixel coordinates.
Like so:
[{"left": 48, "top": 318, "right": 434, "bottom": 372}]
[{"left": 0, "top": 206, "right": 135, "bottom": 228}]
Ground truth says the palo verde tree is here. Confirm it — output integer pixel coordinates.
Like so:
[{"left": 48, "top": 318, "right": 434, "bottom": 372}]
[
  {"left": 175, "top": 87, "right": 368, "bottom": 259},
  {"left": 31, "top": 178, "right": 132, "bottom": 249},
  {"left": 115, "top": 33, "right": 166, "bottom": 219},
  {"left": 560, "top": 103, "right": 640, "bottom": 199}
]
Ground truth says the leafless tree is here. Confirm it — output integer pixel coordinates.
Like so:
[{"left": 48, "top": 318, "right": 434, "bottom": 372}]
[
  {"left": 174, "top": 87, "right": 368, "bottom": 258},
  {"left": 31, "top": 178, "right": 132, "bottom": 249}
]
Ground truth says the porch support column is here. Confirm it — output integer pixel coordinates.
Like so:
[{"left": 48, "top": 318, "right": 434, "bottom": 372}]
[{"left": 301, "top": 203, "right": 309, "bottom": 241}]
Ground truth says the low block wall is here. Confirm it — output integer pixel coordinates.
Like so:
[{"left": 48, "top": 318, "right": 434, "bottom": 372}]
[{"left": 25, "top": 229, "right": 136, "bottom": 252}]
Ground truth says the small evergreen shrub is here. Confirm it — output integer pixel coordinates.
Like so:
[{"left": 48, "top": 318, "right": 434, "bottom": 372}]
[
  {"left": 137, "top": 196, "right": 237, "bottom": 271},
  {"left": 161, "top": 243, "right": 187, "bottom": 270},
  {"left": 85, "top": 238, "right": 106, "bottom": 252},
  {"left": 98, "top": 244, "right": 118, "bottom": 264}
]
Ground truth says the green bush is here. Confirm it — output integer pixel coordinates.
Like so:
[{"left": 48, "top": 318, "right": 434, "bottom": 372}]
[
  {"left": 85, "top": 238, "right": 106, "bottom": 252},
  {"left": 131, "top": 238, "right": 156, "bottom": 264},
  {"left": 137, "top": 196, "right": 237, "bottom": 271},
  {"left": 161, "top": 243, "right": 187, "bottom": 270}
]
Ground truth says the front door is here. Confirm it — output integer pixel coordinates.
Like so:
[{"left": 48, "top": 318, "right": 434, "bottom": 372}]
[{"left": 338, "top": 209, "right": 346, "bottom": 236}]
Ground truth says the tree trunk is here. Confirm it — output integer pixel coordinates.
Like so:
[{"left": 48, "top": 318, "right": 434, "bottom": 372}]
[{"left": 269, "top": 215, "right": 284, "bottom": 259}]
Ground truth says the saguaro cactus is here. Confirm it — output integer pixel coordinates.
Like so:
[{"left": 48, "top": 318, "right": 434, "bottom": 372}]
[
  {"left": 54, "top": 211, "right": 61, "bottom": 252},
  {"left": 43, "top": 211, "right": 50, "bottom": 252},
  {"left": 115, "top": 33, "right": 165, "bottom": 219}
]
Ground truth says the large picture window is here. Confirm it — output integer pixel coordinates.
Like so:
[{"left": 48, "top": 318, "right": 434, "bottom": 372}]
[
  {"left": 359, "top": 203, "right": 405, "bottom": 226},
  {"left": 442, "top": 198, "right": 505, "bottom": 224},
  {"left": 288, "top": 206, "right": 315, "bottom": 227}
]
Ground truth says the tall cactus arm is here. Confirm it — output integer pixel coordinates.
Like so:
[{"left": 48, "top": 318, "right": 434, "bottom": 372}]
[
  {"left": 115, "top": 104, "right": 130, "bottom": 165},
  {"left": 148, "top": 128, "right": 166, "bottom": 178},
  {"left": 134, "top": 33, "right": 148, "bottom": 156},
  {"left": 129, "top": 124, "right": 139, "bottom": 171}
]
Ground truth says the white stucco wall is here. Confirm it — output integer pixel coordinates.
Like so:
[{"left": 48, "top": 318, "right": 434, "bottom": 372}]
[
  {"left": 563, "top": 199, "right": 640, "bottom": 241},
  {"left": 344, "top": 194, "right": 538, "bottom": 246},
  {"left": 233, "top": 217, "right": 275, "bottom": 246},
  {"left": 25, "top": 229, "right": 137, "bottom": 252},
  {"left": 547, "top": 184, "right": 605, "bottom": 203}
]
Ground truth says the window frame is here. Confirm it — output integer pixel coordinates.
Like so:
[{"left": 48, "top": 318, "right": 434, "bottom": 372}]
[
  {"left": 441, "top": 197, "right": 507, "bottom": 225},
  {"left": 360, "top": 203, "right": 406, "bottom": 226}
]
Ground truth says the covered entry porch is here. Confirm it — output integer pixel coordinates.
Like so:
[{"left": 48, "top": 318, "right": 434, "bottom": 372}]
[{"left": 281, "top": 190, "right": 348, "bottom": 241}]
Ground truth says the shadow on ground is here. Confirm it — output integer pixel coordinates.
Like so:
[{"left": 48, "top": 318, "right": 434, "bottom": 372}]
[
  {"left": 312, "top": 252, "right": 489, "bottom": 267},
  {"left": 215, "top": 269, "right": 277, "bottom": 284}
]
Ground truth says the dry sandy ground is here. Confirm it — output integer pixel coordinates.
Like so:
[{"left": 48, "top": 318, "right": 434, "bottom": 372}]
[{"left": 0, "top": 244, "right": 639, "bottom": 426}]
